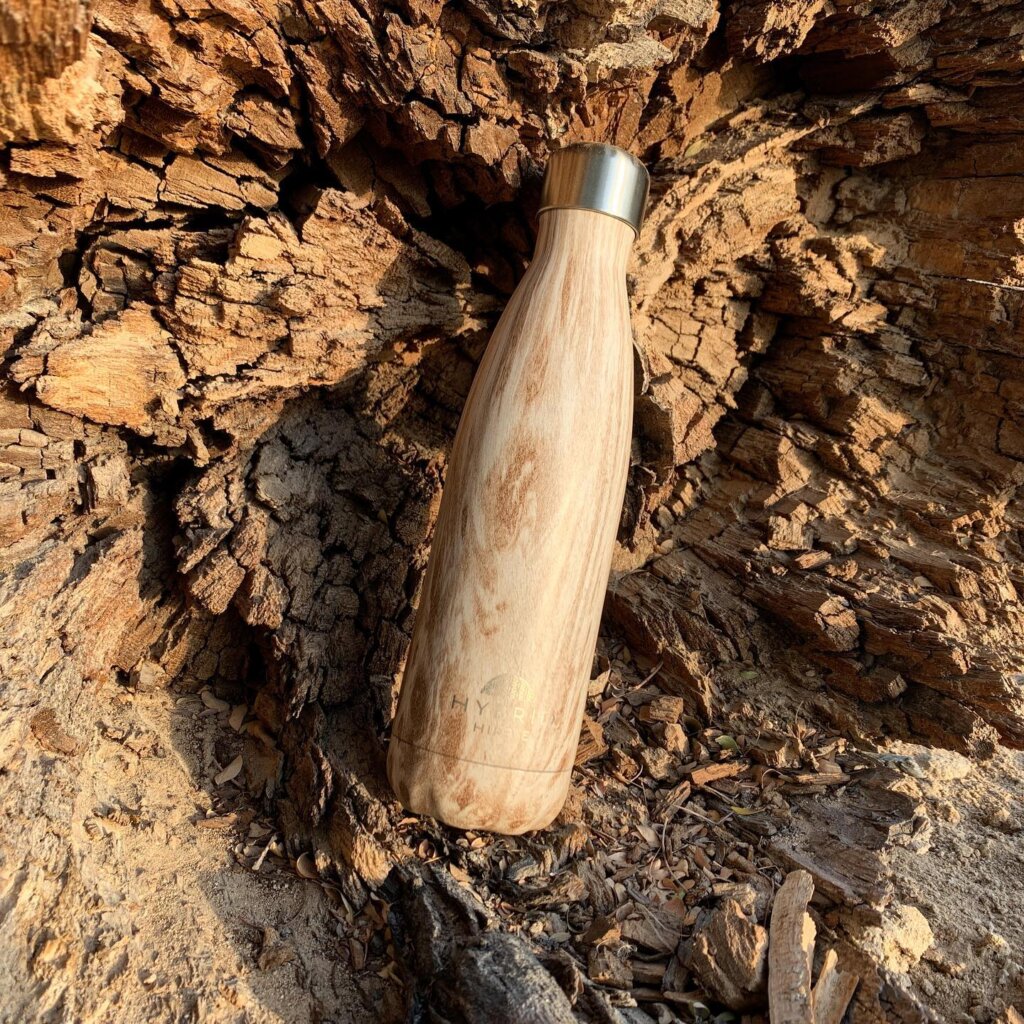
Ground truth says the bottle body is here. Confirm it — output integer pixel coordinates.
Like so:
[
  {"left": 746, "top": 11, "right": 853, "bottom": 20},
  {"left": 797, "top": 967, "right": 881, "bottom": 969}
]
[{"left": 387, "top": 208, "right": 636, "bottom": 834}]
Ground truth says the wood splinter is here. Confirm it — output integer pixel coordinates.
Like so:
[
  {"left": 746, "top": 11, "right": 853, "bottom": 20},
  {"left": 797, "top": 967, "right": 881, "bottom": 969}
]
[{"left": 768, "top": 869, "right": 859, "bottom": 1024}]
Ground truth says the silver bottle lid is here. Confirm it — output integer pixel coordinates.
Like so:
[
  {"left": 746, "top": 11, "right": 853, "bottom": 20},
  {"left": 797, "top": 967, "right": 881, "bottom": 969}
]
[{"left": 539, "top": 143, "right": 650, "bottom": 235}]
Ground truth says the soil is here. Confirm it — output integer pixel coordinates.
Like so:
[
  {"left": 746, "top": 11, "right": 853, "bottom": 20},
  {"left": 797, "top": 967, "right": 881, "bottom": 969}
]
[
  {"left": 1, "top": 681, "right": 368, "bottom": 1024},
  {"left": 898, "top": 745, "right": 1024, "bottom": 1024},
  {"left": 4, "top": 657, "right": 1019, "bottom": 1024}
]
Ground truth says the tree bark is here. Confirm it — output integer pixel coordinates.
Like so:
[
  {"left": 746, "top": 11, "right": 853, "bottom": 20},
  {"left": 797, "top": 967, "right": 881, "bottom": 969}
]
[{"left": 2, "top": 0, "right": 1024, "bottom": 1020}]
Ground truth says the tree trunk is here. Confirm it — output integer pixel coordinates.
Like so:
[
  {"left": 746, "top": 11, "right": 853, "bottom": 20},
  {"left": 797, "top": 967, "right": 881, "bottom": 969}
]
[{"left": 2, "top": 0, "right": 1023, "bottom": 1021}]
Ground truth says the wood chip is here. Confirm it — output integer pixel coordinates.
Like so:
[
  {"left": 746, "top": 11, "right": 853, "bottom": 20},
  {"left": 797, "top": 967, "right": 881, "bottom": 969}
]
[
  {"left": 660, "top": 722, "right": 690, "bottom": 756},
  {"left": 768, "top": 870, "right": 816, "bottom": 1024},
  {"left": 792, "top": 550, "right": 831, "bottom": 570},
  {"left": 640, "top": 746, "right": 675, "bottom": 780},
  {"left": 630, "top": 986, "right": 669, "bottom": 1002},
  {"left": 610, "top": 747, "right": 641, "bottom": 780},
  {"left": 588, "top": 946, "right": 633, "bottom": 989},
  {"left": 690, "top": 761, "right": 746, "bottom": 786},
  {"left": 621, "top": 905, "right": 686, "bottom": 954},
  {"left": 750, "top": 735, "right": 803, "bottom": 768},
  {"left": 686, "top": 898, "right": 768, "bottom": 1011},
  {"left": 639, "top": 695, "right": 686, "bottom": 724},
  {"left": 811, "top": 948, "right": 858, "bottom": 1024},
  {"left": 576, "top": 716, "right": 608, "bottom": 766},
  {"left": 349, "top": 937, "right": 366, "bottom": 971},
  {"left": 785, "top": 771, "right": 850, "bottom": 786},
  {"left": 654, "top": 780, "right": 692, "bottom": 823},
  {"left": 29, "top": 708, "right": 79, "bottom": 756},
  {"left": 631, "top": 961, "right": 667, "bottom": 986},
  {"left": 588, "top": 667, "right": 613, "bottom": 697}
]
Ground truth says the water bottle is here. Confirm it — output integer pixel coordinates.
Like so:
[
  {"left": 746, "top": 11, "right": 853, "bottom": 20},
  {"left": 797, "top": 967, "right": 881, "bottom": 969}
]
[{"left": 388, "top": 143, "right": 649, "bottom": 833}]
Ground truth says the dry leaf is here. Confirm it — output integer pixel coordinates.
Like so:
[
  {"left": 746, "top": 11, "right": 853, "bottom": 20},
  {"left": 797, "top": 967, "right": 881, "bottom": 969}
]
[
  {"left": 201, "top": 688, "right": 230, "bottom": 712},
  {"left": 214, "top": 754, "right": 243, "bottom": 785},
  {"left": 636, "top": 823, "right": 659, "bottom": 846}
]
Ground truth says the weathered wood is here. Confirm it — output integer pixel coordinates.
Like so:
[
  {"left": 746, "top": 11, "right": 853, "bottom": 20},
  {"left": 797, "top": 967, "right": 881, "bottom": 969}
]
[
  {"left": 387, "top": 862, "right": 579, "bottom": 1024},
  {"left": 811, "top": 949, "right": 859, "bottom": 1024},
  {"left": 768, "top": 871, "right": 817, "bottom": 1024},
  {"left": 638, "top": 695, "right": 686, "bottom": 725},
  {"left": 684, "top": 898, "right": 768, "bottom": 1011},
  {"left": 729, "top": 766, "right": 927, "bottom": 912},
  {"left": 575, "top": 717, "right": 609, "bottom": 767}
]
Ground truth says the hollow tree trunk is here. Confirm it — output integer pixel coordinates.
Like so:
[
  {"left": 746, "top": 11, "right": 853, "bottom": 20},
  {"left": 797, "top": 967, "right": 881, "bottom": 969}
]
[{"left": 2, "top": 0, "right": 1023, "bottom": 1020}]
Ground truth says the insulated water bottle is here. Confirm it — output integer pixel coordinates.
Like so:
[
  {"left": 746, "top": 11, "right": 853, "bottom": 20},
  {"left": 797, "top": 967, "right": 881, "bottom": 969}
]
[{"left": 387, "top": 143, "right": 649, "bottom": 834}]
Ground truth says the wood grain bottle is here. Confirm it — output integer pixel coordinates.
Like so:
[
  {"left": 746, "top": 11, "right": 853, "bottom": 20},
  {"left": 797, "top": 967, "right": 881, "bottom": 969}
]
[{"left": 387, "top": 143, "right": 649, "bottom": 834}]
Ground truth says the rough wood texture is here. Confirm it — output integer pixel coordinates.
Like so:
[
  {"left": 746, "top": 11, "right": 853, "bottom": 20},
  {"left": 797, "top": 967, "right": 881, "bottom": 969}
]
[
  {"left": 387, "top": 862, "right": 579, "bottom": 1023},
  {"left": 684, "top": 897, "right": 768, "bottom": 1011},
  {"left": 2, "top": 0, "right": 1024, "bottom": 1019},
  {"left": 389, "top": 208, "right": 636, "bottom": 833},
  {"left": 727, "top": 764, "right": 930, "bottom": 913},
  {"left": 768, "top": 870, "right": 817, "bottom": 1024},
  {"left": 813, "top": 948, "right": 860, "bottom": 1024}
]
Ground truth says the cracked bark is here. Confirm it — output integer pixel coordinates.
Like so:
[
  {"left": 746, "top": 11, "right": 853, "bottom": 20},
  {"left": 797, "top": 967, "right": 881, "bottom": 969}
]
[{"left": 3, "top": 0, "right": 1024, "bottom": 1020}]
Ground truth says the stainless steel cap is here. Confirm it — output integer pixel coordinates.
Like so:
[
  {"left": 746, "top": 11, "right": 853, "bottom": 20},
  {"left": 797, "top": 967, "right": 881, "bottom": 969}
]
[{"left": 539, "top": 143, "right": 650, "bottom": 235}]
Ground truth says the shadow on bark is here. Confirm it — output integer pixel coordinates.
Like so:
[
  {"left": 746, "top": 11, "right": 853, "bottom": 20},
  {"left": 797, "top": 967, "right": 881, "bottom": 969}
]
[{"left": 164, "top": 258, "right": 487, "bottom": 1017}]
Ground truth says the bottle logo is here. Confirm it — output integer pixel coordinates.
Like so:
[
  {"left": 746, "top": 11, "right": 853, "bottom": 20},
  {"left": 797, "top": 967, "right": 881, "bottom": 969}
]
[{"left": 447, "top": 673, "right": 554, "bottom": 737}]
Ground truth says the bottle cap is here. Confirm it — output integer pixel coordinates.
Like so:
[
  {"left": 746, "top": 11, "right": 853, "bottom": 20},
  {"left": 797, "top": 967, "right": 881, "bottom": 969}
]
[{"left": 539, "top": 143, "right": 650, "bottom": 235}]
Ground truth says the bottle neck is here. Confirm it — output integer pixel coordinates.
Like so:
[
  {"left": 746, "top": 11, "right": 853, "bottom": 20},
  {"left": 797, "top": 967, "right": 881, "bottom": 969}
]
[{"left": 533, "top": 208, "right": 635, "bottom": 276}]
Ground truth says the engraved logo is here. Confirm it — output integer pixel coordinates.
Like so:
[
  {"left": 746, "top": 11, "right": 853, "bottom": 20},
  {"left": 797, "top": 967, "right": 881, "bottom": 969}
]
[{"left": 448, "top": 673, "right": 553, "bottom": 737}]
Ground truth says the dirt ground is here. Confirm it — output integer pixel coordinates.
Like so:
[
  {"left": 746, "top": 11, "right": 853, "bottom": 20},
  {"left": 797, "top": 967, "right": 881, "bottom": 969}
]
[
  {"left": 3, "top": 653, "right": 1021, "bottom": 1024},
  {"left": 896, "top": 743, "right": 1024, "bottom": 1024},
  {"left": 1, "top": 679, "right": 370, "bottom": 1024}
]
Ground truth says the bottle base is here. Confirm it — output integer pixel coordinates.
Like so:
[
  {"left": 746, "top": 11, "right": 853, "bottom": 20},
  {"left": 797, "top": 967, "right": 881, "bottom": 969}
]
[{"left": 387, "top": 733, "right": 572, "bottom": 835}]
